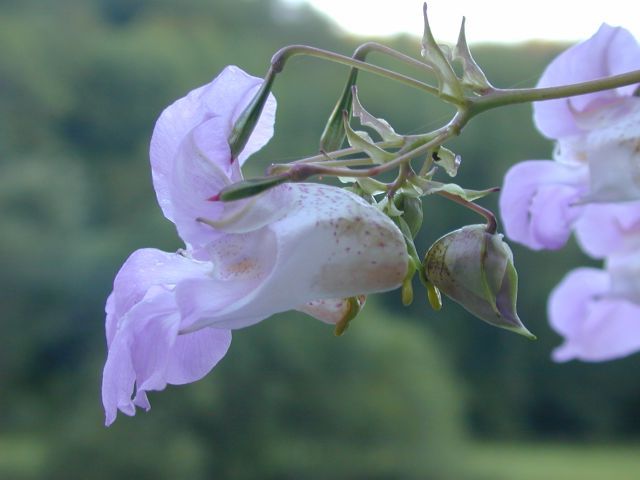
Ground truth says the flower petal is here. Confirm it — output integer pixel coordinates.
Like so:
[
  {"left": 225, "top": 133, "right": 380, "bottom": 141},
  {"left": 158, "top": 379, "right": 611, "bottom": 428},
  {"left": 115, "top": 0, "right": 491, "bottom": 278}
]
[
  {"left": 500, "top": 160, "right": 586, "bottom": 250},
  {"left": 534, "top": 25, "right": 640, "bottom": 139},
  {"left": 178, "top": 184, "right": 408, "bottom": 331},
  {"left": 150, "top": 65, "right": 276, "bottom": 225},
  {"left": 574, "top": 201, "right": 640, "bottom": 258},
  {"left": 106, "top": 248, "right": 212, "bottom": 345},
  {"left": 579, "top": 98, "right": 640, "bottom": 202},
  {"left": 607, "top": 250, "right": 640, "bottom": 304},
  {"left": 166, "top": 327, "right": 232, "bottom": 385},
  {"left": 549, "top": 267, "right": 640, "bottom": 362},
  {"left": 102, "top": 287, "right": 231, "bottom": 426}
]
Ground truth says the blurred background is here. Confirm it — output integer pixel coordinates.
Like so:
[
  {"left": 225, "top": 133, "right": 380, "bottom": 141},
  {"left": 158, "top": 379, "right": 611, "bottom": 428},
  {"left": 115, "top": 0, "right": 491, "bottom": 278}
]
[{"left": 1, "top": 1, "right": 639, "bottom": 479}]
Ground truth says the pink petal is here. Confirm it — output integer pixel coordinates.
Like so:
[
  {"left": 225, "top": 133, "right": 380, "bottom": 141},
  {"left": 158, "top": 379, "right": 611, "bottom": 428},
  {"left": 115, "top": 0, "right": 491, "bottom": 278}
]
[
  {"left": 106, "top": 248, "right": 212, "bottom": 345},
  {"left": 499, "top": 160, "right": 586, "bottom": 250},
  {"left": 150, "top": 66, "right": 276, "bottom": 225},
  {"left": 178, "top": 184, "right": 408, "bottom": 331},
  {"left": 103, "top": 249, "right": 232, "bottom": 425},
  {"left": 574, "top": 202, "right": 640, "bottom": 258},
  {"left": 102, "top": 288, "right": 231, "bottom": 426},
  {"left": 534, "top": 25, "right": 640, "bottom": 139},
  {"left": 166, "top": 327, "right": 232, "bottom": 385},
  {"left": 549, "top": 268, "right": 640, "bottom": 362}
]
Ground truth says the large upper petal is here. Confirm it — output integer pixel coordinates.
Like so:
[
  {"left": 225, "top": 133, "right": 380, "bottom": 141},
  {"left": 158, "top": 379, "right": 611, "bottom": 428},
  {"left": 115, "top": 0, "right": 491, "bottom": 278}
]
[
  {"left": 534, "top": 24, "right": 640, "bottom": 139},
  {"left": 549, "top": 267, "right": 640, "bottom": 362},
  {"left": 176, "top": 184, "right": 408, "bottom": 331},
  {"left": 149, "top": 66, "right": 276, "bottom": 230},
  {"left": 500, "top": 160, "right": 587, "bottom": 250}
]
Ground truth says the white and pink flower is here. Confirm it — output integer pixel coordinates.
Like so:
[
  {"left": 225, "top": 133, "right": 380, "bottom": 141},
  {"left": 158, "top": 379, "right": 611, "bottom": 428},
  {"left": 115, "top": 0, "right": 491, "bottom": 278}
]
[{"left": 102, "top": 66, "right": 409, "bottom": 425}]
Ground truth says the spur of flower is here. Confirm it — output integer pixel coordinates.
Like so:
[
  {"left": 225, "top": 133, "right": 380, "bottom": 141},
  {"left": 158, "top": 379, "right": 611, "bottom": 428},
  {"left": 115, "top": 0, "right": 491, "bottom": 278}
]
[{"left": 102, "top": 66, "right": 409, "bottom": 425}]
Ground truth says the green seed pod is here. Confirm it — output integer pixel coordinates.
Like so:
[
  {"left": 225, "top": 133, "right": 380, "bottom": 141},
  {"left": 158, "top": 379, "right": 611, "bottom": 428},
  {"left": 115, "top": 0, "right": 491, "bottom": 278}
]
[{"left": 423, "top": 224, "right": 535, "bottom": 339}]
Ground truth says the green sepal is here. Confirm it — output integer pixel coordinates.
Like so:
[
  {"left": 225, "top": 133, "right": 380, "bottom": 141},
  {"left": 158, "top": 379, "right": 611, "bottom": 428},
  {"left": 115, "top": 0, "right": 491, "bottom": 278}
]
[
  {"left": 319, "top": 64, "right": 361, "bottom": 152},
  {"left": 453, "top": 18, "right": 493, "bottom": 93},
  {"left": 421, "top": 3, "right": 463, "bottom": 99},
  {"left": 411, "top": 178, "right": 498, "bottom": 202},
  {"left": 432, "top": 146, "right": 461, "bottom": 177},
  {"left": 351, "top": 86, "right": 404, "bottom": 144},
  {"left": 343, "top": 111, "right": 395, "bottom": 164},
  {"left": 229, "top": 73, "right": 275, "bottom": 159},
  {"left": 218, "top": 174, "right": 290, "bottom": 201}
]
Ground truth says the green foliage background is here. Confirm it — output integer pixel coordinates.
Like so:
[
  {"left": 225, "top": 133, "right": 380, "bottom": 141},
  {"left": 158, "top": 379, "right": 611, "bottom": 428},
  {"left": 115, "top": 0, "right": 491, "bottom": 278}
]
[{"left": 1, "top": 0, "right": 639, "bottom": 478}]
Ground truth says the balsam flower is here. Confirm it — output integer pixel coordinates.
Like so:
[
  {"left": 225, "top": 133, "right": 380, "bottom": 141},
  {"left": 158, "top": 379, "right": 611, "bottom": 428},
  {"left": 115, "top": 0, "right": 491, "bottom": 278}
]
[
  {"left": 499, "top": 25, "right": 640, "bottom": 361},
  {"left": 102, "top": 66, "right": 409, "bottom": 424},
  {"left": 500, "top": 24, "right": 640, "bottom": 251}
]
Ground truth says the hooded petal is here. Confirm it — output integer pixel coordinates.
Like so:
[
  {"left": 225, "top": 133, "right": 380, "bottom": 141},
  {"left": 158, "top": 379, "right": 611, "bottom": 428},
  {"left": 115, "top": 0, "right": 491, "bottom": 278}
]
[
  {"left": 534, "top": 25, "right": 640, "bottom": 139},
  {"left": 150, "top": 66, "right": 276, "bottom": 230},
  {"left": 549, "top": 267, "right": 640, "bottom": 362},
  {"left": 177, "top": 184, "right": 408, "bottom": 331},
  {"left": 500, "top": 160, "right": 587, "bottom": 250}
]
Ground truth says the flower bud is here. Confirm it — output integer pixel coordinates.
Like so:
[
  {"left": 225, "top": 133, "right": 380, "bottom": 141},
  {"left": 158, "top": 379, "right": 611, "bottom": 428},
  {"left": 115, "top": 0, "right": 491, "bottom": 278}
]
[
  {"left": 394, "top": 194, "right": 423, "bottom": 238},
  {"left": 423, "top": 225, "right": 535, "bottom": 339}
]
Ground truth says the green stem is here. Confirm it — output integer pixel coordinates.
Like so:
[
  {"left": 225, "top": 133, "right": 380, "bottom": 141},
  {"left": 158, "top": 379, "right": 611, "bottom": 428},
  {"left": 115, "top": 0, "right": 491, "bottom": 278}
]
[
  {"left": 271, "top": 44, "right": 441, "bottom": 97},
  {"left": 319, "top": 42, "right": 439, "bottom": 151},
  {"left": 470, "top": 69, "right": 640, "bottom": 115},
  {"left": 287, "top": 140, "right": 400, "bottom": 165},
  {"left": 437, "top": 190, "right": 497, "bottom": 234},
  {"left": 286, "top": 119, "right": 462, "bottom": 180},
  {"left": 353, "top": 41, "right": 435, "bottom": 75}
]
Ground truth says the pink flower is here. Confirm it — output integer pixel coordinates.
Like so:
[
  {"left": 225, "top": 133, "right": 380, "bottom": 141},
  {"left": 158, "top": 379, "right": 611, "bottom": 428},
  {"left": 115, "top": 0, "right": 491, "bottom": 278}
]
[
  {"left": 102, "top": 66, "right": 409, "bottom": 424},
  {"left": 499, "top": 25, "right": 640, "bottom": 362},
  {"left": 500, "top": 25, "right": 640, "bottom": 251}
]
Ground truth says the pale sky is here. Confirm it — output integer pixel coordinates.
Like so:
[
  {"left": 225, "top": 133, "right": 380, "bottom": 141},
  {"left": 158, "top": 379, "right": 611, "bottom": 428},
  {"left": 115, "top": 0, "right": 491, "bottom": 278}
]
[{"left": 282, "top": 0, "right": 640, "bottom": 44}]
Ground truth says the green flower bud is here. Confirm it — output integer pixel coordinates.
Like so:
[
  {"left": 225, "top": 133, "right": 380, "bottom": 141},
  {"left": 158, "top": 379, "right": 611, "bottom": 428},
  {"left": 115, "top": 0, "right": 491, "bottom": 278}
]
[
  {"left": 423, "top": 225, "right": 535, "bottom": 339},
  {"left": 394, "top": 194, "right": 423, "bottom": 238}
]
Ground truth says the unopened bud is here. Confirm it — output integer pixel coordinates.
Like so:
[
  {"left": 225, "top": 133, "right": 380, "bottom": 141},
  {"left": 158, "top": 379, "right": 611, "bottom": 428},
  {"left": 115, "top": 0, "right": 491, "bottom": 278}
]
[
  {"left": 423, "top": 224, "right": 535, "bottom": 339},
  {"left": 394, "top": 194, "right": 423, "bottom": 238}
]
